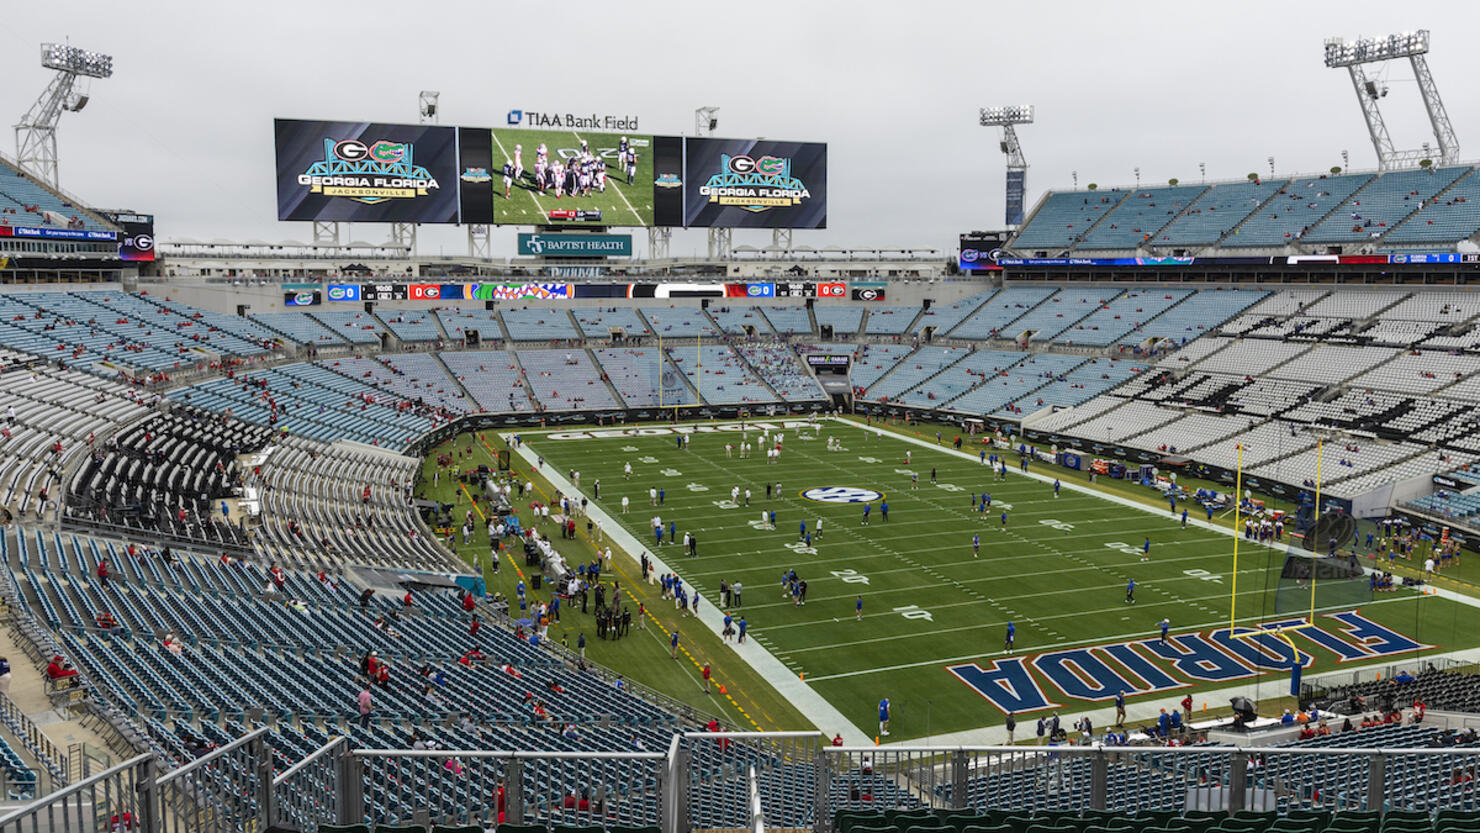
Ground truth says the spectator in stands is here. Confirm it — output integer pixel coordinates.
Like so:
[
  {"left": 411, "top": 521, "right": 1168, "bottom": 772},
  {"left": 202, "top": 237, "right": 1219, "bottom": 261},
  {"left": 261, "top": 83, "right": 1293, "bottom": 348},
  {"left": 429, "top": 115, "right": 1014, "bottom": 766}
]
[
  {"left": 162, "top": 632, "right": 184, "bottom": 656},
  {"left": 356, "top": 685, "right": 373, "bottom": 728},
  {"left": 96, "top": 558, "right": 110, "bottom": 587},
  {"left": 46, "top": 654, "right": 77, "bottom": 687}
]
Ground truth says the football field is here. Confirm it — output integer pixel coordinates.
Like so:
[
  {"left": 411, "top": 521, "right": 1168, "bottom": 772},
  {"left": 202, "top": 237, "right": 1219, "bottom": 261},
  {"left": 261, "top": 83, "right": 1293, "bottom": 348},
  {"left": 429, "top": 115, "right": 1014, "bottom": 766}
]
[
  {"left": 488, "top": 127, "right": 654, "bottom": 226},
  {"left": 526, "top": 417, "right": 1480, "bottom": 740}
]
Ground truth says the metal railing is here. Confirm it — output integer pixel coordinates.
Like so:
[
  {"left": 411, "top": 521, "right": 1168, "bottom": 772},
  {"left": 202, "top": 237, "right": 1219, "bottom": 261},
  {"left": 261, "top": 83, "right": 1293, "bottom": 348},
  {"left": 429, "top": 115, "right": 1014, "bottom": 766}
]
[
  {"left": 4, "top": 732, "right": 1480, "bottom": 832},
  {"left": 154, "top": 725, "right": 270, "bottom": 833},
  {"left": 0, "top": 691, "right": 67, "bottom": 792},
  {"left": 271, "top": 735, "right": 346, "bottom": 832},
  {"left": 0, "top": 752, "right": 153, "bottom": 833},
  {"left": 749, "top": 765, "right": 766, "bottom": 833}
]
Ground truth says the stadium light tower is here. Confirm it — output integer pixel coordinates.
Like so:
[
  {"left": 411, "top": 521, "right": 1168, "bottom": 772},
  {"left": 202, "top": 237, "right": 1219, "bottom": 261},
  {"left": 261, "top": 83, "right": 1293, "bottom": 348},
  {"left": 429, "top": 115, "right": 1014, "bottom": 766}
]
[
  {"left": 979, "top": 105, "right": 1033, "bottom": 227},
  {"left": 15, "top": 43, "right": 113, "bottom": 189},
  {"left": 1323, "top": 30, "right": 1459, "bottom": 170}
]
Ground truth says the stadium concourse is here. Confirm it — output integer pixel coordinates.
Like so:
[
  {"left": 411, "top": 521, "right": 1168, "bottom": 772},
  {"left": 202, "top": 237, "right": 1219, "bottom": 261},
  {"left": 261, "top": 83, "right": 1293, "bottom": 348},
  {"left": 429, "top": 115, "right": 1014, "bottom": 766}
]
[{"left": 2, "top": 274, "right": 1480, "bottom": 833}]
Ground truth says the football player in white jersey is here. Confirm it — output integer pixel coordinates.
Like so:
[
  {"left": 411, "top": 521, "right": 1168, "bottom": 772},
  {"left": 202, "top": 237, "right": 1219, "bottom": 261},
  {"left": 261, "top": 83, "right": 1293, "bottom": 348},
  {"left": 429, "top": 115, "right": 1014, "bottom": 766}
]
[{"left": 513, "top": 144, "right": 524, "bottom": 181}]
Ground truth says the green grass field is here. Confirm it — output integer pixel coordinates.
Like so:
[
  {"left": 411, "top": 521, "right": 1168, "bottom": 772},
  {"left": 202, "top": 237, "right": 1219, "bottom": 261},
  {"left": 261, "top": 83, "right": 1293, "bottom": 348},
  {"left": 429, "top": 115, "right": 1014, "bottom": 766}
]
[
  {"left": 519, "top": 417, "right": 1480, "bottom": 741},
  {"left": 488, "top": 127, "right": 653, "bottom": 226}
]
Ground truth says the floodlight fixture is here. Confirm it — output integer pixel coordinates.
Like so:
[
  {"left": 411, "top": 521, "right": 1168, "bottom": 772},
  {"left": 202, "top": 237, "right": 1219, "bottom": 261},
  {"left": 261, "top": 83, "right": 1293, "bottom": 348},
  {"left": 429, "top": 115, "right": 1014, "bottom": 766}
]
[
  {"left": 979, "top": 105, "right": 1034, "bottom": 127},
  {"left": 41, "top": 43, "right": 113, "bottom": 78},
  {"left": 1323, "top": 30, "right": 1428, "bottom": 68}
]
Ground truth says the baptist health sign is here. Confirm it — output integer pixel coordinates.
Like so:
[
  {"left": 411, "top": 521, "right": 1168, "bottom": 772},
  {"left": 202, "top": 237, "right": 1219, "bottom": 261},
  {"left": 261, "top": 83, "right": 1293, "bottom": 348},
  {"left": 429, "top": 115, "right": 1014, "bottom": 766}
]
[{"left": 517, "top": 233, "right": 632, "bottom": 258}]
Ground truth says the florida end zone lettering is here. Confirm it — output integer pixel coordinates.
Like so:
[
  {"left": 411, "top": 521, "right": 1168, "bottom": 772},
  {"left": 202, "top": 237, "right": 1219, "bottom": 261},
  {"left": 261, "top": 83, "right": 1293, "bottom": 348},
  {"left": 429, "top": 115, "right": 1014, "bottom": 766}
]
[{"left": 948, "top": 612, "right": 1428, "bottom": 714}]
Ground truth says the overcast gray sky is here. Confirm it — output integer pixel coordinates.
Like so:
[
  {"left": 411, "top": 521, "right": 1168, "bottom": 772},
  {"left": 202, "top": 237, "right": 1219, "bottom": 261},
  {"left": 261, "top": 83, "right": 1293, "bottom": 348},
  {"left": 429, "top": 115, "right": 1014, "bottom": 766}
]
[{"left": 4, "top": 1, "right": 1478, "bottom": 258}]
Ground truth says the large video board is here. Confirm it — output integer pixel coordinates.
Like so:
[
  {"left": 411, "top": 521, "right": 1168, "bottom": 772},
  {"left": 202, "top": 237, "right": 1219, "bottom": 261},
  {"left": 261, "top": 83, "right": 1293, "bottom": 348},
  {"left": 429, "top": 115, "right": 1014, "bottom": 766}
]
[
  {"left": 275, "top": 118, "right": 823, "bottom": 229},
  {"left": 275, "top": 120, "right": 459, "bottom": 223},
  {"left": 667, "top": 138, "right": 827, "bottom": 229}
]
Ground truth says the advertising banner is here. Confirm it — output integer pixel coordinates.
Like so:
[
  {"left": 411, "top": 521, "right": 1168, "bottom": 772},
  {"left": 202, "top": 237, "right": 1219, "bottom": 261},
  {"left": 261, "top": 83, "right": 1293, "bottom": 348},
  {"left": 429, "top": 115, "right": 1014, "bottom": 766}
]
[
  {"left": 0, "top": 226, "right": 117, "bottom": 242},
  {"left": 516, "top": 233, "right": 632, "bottom": 257},
  {"left": 489, "top": 129, "right": 653, "bottom": 226},
  {"left": 457, "top": 128, "right": 496, "bottom": 225},
  {"left": 817, "top": 281, "right": 847, "bottom": 299},
  {"left": 1005, "top": 170, "right": 1026, "bottom": 226},
  {"left": 681, "top": 138, "right": 827, "bottom": 228},
  {"left": 275, "top": 119, "right": 459, "bottom": 223},
  {"left": 850, "top": 281, "right": 887, "bottom": 302},
  {"left": 652, "top": 135, "right": 685, "bottom": 227},
  {"left": 284, "top": 290, "right": 321, "bottom": 307}
]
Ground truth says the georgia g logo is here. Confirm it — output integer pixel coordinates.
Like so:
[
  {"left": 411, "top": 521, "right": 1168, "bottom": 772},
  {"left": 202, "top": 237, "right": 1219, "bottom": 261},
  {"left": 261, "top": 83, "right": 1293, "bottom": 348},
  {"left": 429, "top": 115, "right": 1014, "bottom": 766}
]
[{"left": 802, "top": 486, "right": 883, "bottom": 504}]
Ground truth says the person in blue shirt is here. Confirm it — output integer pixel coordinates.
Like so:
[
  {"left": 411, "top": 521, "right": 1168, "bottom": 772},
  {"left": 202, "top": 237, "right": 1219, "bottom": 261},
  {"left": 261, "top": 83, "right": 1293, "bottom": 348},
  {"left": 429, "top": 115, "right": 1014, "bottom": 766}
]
[
  {"left": 1206, "top": 505, "right": 1214, "bottom": 521},
  {"left": 655, "top": 524, "right": 664, "bottom": 546},
  {"left": 1114, "top": 690, "right": 1126, "bottom": 726},
  {"left": 880, "top": 501, "right": 889, "bottom": 522},
  {"left": 1004, "top": 621, "right": 1015, "bottom": 652},
  {"left": 1125, "top": 578, "right": 1136, "bottom": 604},
  {"left": 805, "top": 532, "right": 813, "bottom": 549},
  {"left": 669, "top": 521, "right": 677, "bottom": 544},
  {"left": 1158, "top": 709, "right": 1171, "bottom": 736},
  {"left": 878, "top": 697, "right": 891, "bottom": 736},
  {"left": 1181, "top": 508, "right": 1189, "bottom": 528},
  {"left": 861, "top": 504, "right": 871, "bottom": 525},
  {"left": 670, "top": 630, "right": 680, "bottom": 659},
  {"left": 856, "top": 595, "right": 864, "bottom": 621},
  {"left": 737, "top": 617, "right": 748, "bottom": 643},
  {"left": 769, "top": 510, "right": 777, "bottom": 529},
  {"left": 799, "top": 520, "right": 807, "bottom": 541},
  {"left": 1142, "top": 537, "right": 1151, "bottom": 562},
  {"left": 972, "top": 534, "right": 980, "bottom": 558},
  {"left": 1000, "top": 511, "right": 1008, "bottom": 531},
  {"left": 1053, "top": 479, "right": 1061, "bottom": 498},
  {"left": 516, "top": 581, "right": 526, "bottom": 600},
  {"left": 1169, "top": 495, "right": 1177, "bottom": 514},
  {"left": 1160, "top": 618, "right": 1170, "bottom": 643},
  {"left": 984, "top": 493, "right": 992, "bottom": 509},
  {"left": 980, "top": 449, "right": 987, "bottom": 464},
  {"left": 1169, "top": 710, "right": 1183, "bottom": 733}
]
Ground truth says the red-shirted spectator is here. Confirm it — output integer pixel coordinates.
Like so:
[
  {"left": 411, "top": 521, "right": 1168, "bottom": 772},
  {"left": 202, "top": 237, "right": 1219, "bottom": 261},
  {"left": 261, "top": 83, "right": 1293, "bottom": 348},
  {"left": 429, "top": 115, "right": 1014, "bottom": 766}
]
[
  {"left": 96, "top": 559, "right": 110, "bottom": 587},
  {"left": 46, "top": 655, "right": 77, "bottom": 682}
]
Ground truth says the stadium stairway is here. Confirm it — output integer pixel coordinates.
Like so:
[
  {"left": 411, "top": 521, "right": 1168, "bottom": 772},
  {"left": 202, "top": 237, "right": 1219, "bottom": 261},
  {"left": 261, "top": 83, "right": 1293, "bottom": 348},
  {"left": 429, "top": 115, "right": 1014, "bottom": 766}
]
[
  {"left": 1371, "top": 168, "right": 1480, "bottom": 249},
  {"left": 507, "top": 350, "right": 545, "bottom": 411},
  {"left": 431, "top": 351, "right": 478, "bottom": 404},
  {"left": 583, "top": 346, "right": 629, "bottom": 407},
  {"left": 729, "top": 344, "right": 789, "bottom": 403},
  {"left": 489, "top": 310, "right": 516, "bottom": 344},
  {"left": 806, "top": 301, "right": 821, "bottom": 338},
  {"left": 1210, "top": 182, "right": 1314, "bottom": 251}
]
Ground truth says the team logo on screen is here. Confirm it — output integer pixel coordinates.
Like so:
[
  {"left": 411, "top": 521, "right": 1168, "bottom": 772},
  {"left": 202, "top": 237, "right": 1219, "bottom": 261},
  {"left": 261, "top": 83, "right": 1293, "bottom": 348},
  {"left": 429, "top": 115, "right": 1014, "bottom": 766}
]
[
  {"left": 801, "top": 487, "right": 883, "bottom": 504},
  {"left": 699, "top": 154, "right": 811, "bottom": 213},
  {"left": 297, "top": 138, "right": 440, "bottom": 205},
  {"left": 655, "top": 173, "right": 683, "bottom": 189},
  {"left": 460, "top": 167, "right": 492, "bottom": 183}
]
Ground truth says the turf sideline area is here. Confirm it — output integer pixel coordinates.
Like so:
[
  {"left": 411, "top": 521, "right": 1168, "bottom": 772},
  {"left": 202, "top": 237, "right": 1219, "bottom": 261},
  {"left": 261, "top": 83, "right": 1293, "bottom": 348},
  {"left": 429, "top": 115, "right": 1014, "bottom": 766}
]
[{"left": 508, "top": 432, "right": 870, "bottom": 744}]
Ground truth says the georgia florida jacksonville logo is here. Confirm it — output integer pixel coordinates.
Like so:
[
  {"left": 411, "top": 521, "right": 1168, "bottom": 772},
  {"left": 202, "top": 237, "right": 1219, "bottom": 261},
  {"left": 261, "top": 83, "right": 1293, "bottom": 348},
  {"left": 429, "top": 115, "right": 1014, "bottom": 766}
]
[
  {"left": 802, "top": 487, "right": 883, "bottom": 504},
  {"left": 298, "top": 138, "right": 440, "bottom": 205},
  {"left": 699, "top": 154, "right": 810, "bottom": 213}
]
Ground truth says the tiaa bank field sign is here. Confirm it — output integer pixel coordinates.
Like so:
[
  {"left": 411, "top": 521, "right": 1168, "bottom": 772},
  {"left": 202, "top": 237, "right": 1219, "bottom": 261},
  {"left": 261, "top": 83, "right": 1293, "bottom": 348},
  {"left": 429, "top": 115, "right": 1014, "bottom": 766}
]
[{"left": 517, "top": 233, "right": 632, "bottom": 258}]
